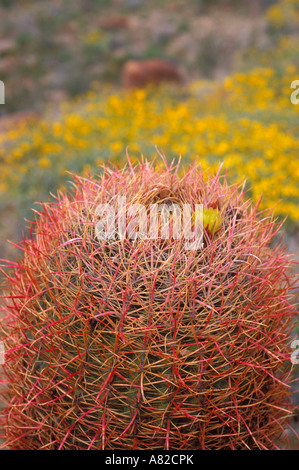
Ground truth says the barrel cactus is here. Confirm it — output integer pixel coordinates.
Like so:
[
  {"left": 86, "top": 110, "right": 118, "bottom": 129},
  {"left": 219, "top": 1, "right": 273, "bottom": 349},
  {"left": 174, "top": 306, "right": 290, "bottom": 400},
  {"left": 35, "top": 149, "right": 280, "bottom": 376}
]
[{"left": 0, "top": 158, "right": 297, "bottom": 450}]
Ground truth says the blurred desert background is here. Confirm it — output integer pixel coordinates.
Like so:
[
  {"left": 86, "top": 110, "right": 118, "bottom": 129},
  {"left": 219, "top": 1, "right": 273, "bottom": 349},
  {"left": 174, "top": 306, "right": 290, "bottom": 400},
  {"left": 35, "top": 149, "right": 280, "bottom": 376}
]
[{"left": 0, "top": 0, "right": 298, "bottom": 448}]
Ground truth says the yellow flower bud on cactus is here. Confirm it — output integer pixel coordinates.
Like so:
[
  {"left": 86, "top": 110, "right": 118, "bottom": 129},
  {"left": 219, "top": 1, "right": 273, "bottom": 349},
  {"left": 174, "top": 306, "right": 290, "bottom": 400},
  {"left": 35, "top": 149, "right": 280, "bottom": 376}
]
[{"left": 203, "top": 207, "right": 222, "bottom": 234}]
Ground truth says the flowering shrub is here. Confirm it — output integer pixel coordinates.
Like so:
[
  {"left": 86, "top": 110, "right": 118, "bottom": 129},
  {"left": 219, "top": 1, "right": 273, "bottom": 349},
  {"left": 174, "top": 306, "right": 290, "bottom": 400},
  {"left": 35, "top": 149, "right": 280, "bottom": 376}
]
[
  {"left": 267, "top": 0, "right": 299, "bottom": 33},
  {"left": 1, "top": 60, "right": 298, "bottom": 225},
  {"left": 2, "top": 1, "right": 299, "bottom": 225}
]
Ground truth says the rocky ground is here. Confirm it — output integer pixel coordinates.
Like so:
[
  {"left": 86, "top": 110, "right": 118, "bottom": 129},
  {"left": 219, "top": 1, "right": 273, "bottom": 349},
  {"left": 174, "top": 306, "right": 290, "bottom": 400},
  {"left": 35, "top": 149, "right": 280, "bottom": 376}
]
[{"left": 0, "top": 0, "right": 274, "bottom": 115}]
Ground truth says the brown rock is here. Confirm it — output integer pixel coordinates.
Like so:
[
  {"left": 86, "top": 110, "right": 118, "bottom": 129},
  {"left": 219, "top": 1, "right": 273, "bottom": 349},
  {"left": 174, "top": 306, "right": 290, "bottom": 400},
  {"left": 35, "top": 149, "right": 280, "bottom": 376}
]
[
  {"left": 122, "top": 59, "right": 183, "bottom": 89},
  {"left": 100, "top": 16, "right": 129, "bottom": 30}
]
